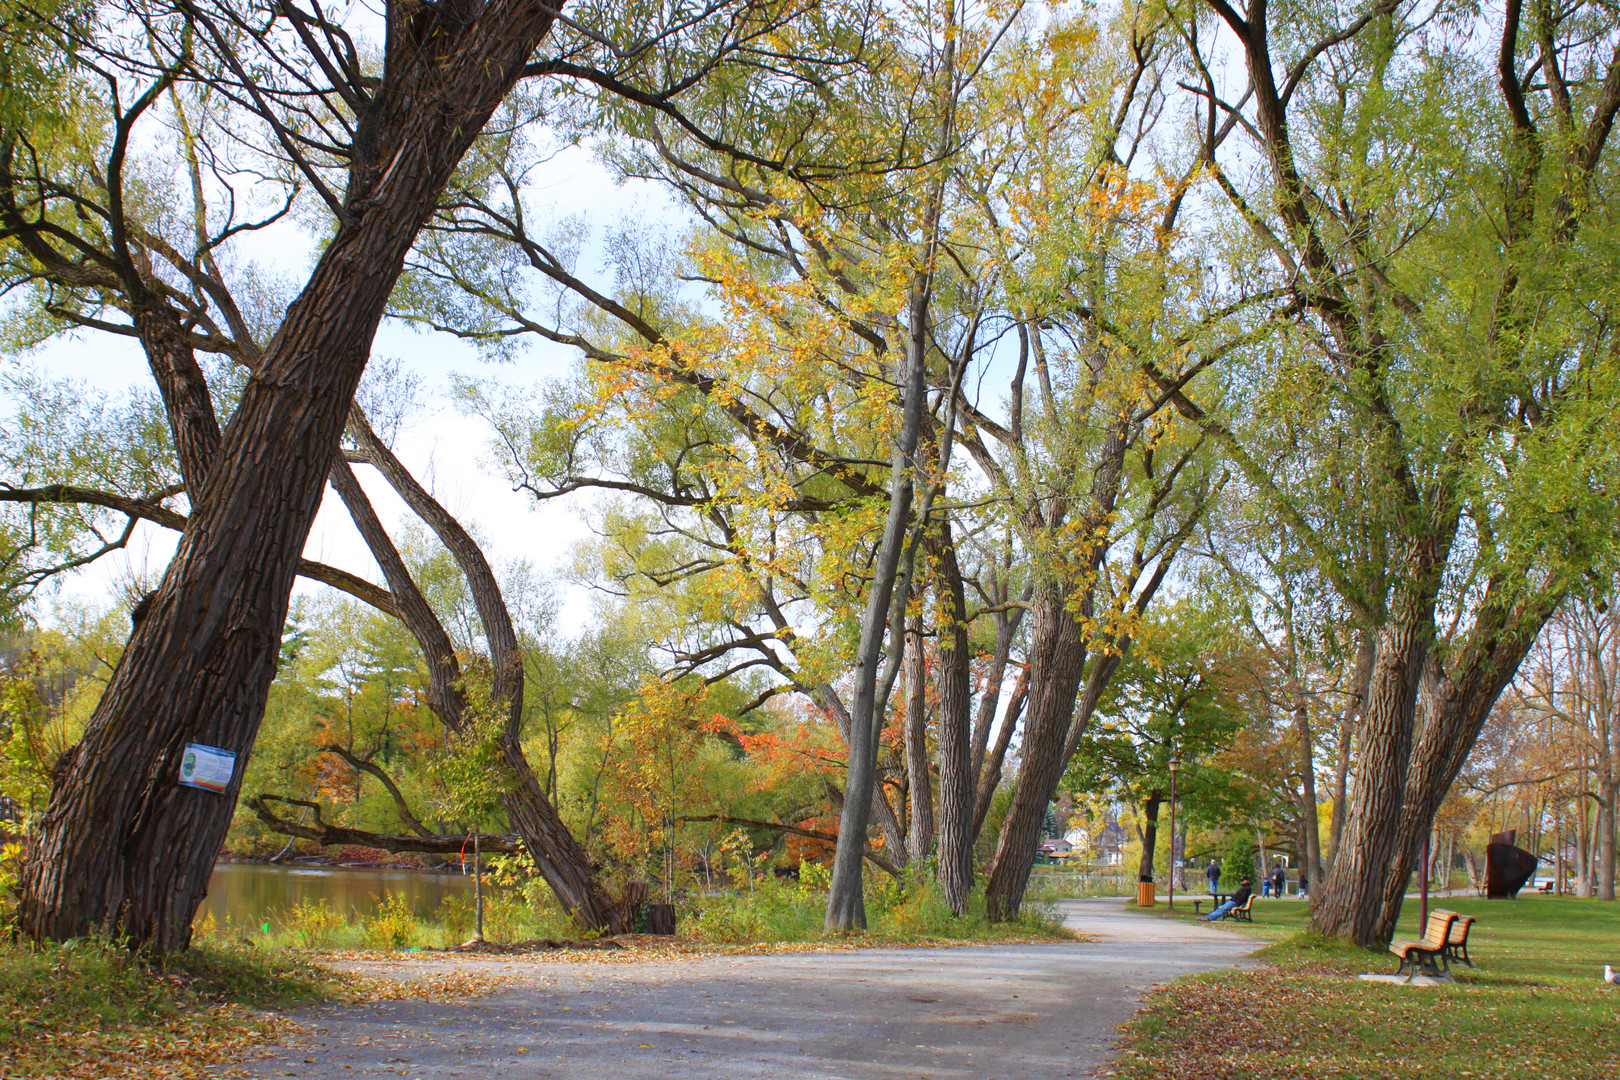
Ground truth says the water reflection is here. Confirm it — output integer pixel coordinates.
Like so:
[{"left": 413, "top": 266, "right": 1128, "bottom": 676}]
[{"left": 197, "top": 862, "right": 473, "bottom": 930}]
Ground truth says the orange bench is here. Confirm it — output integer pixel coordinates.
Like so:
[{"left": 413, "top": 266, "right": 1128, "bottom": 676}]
[
  {"left": 1389, "top": 910, "right": 1459, "bottom": 981},
  {"left": 1441, "top": 909, "right": 1477, "bottom": 968}
]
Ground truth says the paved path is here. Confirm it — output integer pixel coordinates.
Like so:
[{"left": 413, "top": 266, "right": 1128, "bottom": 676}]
[{"left": 229, "top": 899, "right": 1259, "bottom": 1080}]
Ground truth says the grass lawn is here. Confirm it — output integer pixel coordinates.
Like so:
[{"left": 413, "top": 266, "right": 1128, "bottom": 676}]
[{"left": 1119, "top": 894, "right": 1620, "bottom": 1079}]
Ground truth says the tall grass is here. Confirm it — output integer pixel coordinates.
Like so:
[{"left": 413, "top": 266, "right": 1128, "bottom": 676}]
[
  {"left": 686, "top": 865, "right": 1069, "bottom": 944},
  {"left": 194, "top": 885, "right": 582, "bottom": 952},
  {"left": 196, "top": 868, "right": 1072, "bottom": 952}
]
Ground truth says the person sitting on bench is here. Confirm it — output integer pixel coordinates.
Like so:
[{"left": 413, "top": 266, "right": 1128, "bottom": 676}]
[{"left": 1201, "top": 878, "right": 1252, "bottom": 921}]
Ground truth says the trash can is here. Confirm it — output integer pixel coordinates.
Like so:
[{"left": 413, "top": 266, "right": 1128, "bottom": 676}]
[{"left": 1137, "top": 880, "right": 1156, "bottom": 907}]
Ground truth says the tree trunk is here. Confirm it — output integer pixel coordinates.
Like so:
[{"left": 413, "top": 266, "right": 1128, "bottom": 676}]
[
  {"left": 1326, "top": 634, "right": 1373, "bottom": 877},
  {"left": 347, "top": 417, "right": 617, "bottom": 929},
  {"left": 969, "top": 587, "right": 1027, "bottom": 781},
  {"left": 16, "top": 3, "right": 564, "bottom": 949},
  {"left": 1600, "top": 780, "right": 1617, "bottom": 901},
  {"left": 972, "top": 668, "right": 1027, "bottom": 839},
  {"left": 1138, "top": 796, "right": 1162, "bottom": 882},
  {"left": 984, "top": 583, "right": 1087, "bottom": 920},
  {"left": 1310, "top": 608, "right": 1429, "bottom": 946},
  {"left": 1364, "top": 618, "right": 1543, "bottom": 942},
  {"left": 932, "top": 522, "right": 975, "bottom": 914},
  {"left": 824, "top": 285, "right": 928, "bottom": 931},
  {"left": 903, "top": 619, "right": 934, "bottom": 869},
  {"left": 1292, "top": 691, "right": 1325, "bottom": 887},
  {"left": 1575, "top": 797, "right": 1591, "bottom": 898}
]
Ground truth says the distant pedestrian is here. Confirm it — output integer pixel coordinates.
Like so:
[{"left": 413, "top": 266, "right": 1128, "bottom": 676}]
[
  {"left": 1271, "top": 865, "right": 1286, "bottom": 898},
  {"left": 1206, "top": 859, "right": 1220, "bottom": 894},
  {"left": 1299, "top": 870, "right": 1309, "bottom": 898}
]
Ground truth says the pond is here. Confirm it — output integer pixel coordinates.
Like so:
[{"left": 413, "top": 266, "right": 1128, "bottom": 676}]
[{"left": 197, "top": 861, "right": 474, "bottom": 932}]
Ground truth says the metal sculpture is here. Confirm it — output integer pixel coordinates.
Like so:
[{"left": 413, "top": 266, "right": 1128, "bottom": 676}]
[{"left": 1485, "top": 829, "right": 1538, "bottom": 899}]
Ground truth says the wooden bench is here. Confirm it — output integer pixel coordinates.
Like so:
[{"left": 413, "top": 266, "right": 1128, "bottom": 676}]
[
  {"left": 1389, "top": 910, "right": 1459, "bottom": 981},
  {"left": 1440, "top": 909, "right": 1476, "bottom": 968},
  {"left": 1201, "top": 892, "right": 1254, "bottom": 922}
]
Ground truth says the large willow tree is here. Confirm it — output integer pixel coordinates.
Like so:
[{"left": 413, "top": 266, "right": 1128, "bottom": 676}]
[
  {"left": 1156, "top": 0, "right": 1620, "bottom": 945},
  {"left": 1, "top": 0, "right": 850, "bottom": 950}
]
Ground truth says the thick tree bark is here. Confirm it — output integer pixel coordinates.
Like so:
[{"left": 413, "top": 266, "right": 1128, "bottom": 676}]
[
  {"left": 984, "top": 583, "right": 1088, "bottom": 920},
  {"left": 1310, "top": 607, "right": 1430, "bottom": 945},
  {"left": 903, "top": 619, "right": 935, "bottom": 869},
  {"left": 1326, "top": 637, "right": 1373, "bottom": 874},
  {"left": 932, "top": 521, "right": 975, "bottom": 913},
  {"left": 1138, "top": 796, "right": 1162, "bottom": 882},
  {"left": 17, "top": 2, "right": 564, "bottom": 949},
  {"left": 1367, "top": 615, "right": 1544, "bottom": 938}
]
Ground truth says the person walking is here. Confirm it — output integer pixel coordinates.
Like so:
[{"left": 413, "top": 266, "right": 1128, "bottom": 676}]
[
  {"left": 1206, "top": 859, "right": 1221, "bottom": 894},
  {"left": 1271, "top": 864, "right": 1286, "bottom": 899}
]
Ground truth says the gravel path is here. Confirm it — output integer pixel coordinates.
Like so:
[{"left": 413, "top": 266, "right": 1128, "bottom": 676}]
[{"left": 227, "top": 898, "right": 1259, "bottom": 1080}]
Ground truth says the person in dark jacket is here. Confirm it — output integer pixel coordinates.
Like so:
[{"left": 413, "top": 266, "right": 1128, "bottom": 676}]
[
  {"left": 1201, "top": 878, "right": 1251, "bottom": 921},
  {"left": 1206, "top": 859, "right": 1221, "bottom": 894},
  {"left": 1271, "top": 864, "right": 1286, "bottom": 898}
]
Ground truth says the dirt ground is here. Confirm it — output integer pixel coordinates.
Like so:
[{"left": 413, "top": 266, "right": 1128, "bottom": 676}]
[{"left": 222, "top": 898, "right": 1259, "bottom": 1080}]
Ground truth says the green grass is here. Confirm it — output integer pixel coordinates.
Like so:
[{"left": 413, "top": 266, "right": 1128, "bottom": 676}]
[
  {"left": 1119, "top": 895, "right": 1620, "bottom": 1079},
  {"left": 685, "top": 874, "right": 1073, "bottom": 945},
  {"left": 201, "top": 874, "right": 1075, "bottom": 954},
  {"left": 0, "top": 937, "right": 342, "bottom": 1078}
]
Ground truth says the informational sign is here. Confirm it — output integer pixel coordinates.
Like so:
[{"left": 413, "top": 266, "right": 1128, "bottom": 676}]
[{"left": 178, "top": 743, "right": 236, "bottom": 793}]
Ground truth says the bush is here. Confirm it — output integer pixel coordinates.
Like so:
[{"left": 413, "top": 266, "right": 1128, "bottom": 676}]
[
  {"left": 1221, "top": 833, "right": 1259, "bottom": 890},
  {"left": 278, "top": 898, "right": 348, "bottom": 949},
  {"left": 684, "top": 870, "right": 1068, "bottom": 944},
  {"left": 434, "top": 893, "right": 475, "bottom": 947},
  {"left": 362, "top": 892, "right": 420, "bottom": 950}
]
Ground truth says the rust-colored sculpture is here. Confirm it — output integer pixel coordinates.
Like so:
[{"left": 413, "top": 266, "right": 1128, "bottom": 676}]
[{"left": 1485, "top": 829, "right": 1538, "bottom": 899}]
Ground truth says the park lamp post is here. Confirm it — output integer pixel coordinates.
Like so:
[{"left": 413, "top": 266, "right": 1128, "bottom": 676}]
[{"left": 1167, "top": 754, "right": 1181, "bottom": 912}]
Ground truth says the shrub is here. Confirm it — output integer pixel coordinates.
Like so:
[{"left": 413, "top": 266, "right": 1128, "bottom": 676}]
[
  {"left": 279, "top": 898, "right": 348, "bottom": 949},
  {"left": 361, "top": 892, "right": 419, "bottom": 950},
  {"left": 434, "top": 893, "right": 475, "bottom": 947},
  {"left": 1221, "top": 832, "right": 1259, "bottom": 890}
]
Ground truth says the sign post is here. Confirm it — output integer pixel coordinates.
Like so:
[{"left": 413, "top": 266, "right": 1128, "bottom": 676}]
[{"left": 178, "top": 744, "right": 236, "bottom": 793}]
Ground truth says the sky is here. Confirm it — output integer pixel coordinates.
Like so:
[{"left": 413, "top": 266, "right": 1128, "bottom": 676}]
[{"left": 15, "top": 142, "right": 678, "bottom": 636}]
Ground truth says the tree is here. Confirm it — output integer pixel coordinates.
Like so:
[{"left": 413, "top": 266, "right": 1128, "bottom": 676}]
[
  {"left": 1514, "top": 588, "right": 1620, "bottom": 900},
  {"left": 1062, "top": 601, "right": 1247, "bottom": 885},
  {"left": 1157, "top": 0, "right": 1620, "bottom": 944},
  {"left": 429, "top": 0, "right": 1233, "bottom": 927},
  {"left": 4, "top": 0, "right": 581, "bottom": 949}
]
